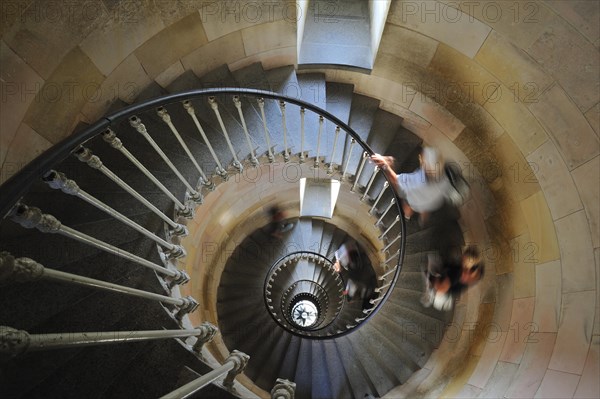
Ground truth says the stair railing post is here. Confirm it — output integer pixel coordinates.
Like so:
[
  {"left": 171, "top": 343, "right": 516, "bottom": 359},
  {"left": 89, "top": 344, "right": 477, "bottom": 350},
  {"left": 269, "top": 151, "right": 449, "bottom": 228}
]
[
  {"left": 43, "top": 169, "right": 186, "bottom": 259},
  {"left": 222, "top": 350, "right": 250, "bottom": 389},
  {"left": 279, "top": 100, "right": 290, "bottom": 162},
  {"left": 361, "top": 166, "right": 380, "bottom": 201},
  {"left": 158, "top": 350, "right": 249, "bottom": 399},
  {"left": 341, "top": 138, "right": 355, "bottom": 181},
  {"left": 9, "top": 204, "right": 190, "bottom": 286},
  {"left": 351, "top": 152, "right": 369, "bottom": 192},
  {"left": 129, "top": 116, "right": 204, "bottom": 199},
  {"left": 314, "top": 115, "right": 324, "bottom": 169},
  {"left": 271, "top": 378, "right": 296, "bottom": 399},
  {"left": 327, "top": 126, "right": 340, "bottom": 175},
  {"left": 257, "top": 98, "right": 274, "bottom": 163},
  {"left": 156, "top": 107, "right": 213, "bottom": 188},
  {"left": 183, "top": 100, "right": 229, "bottom": 180},
  {"left": 0, "top": 252, "right": 198, "bottom": 318},
  {"left": 101, "top": 129, "right": 199, "bottom": 214},
  {"left": 370, "top": 181, "right": 389, "bottom": 214},
  {"left": 379, "top": 215, "right": 400, "bottom": 240},
  {"left": 299, "top": 107, "right": 306, "bottom": 163},
  {"left": 382, "top": 233, "right": 402, "bottom": 253},
  {"left": 375, "top": 198, "right": 396, "bottom": 226},
  {"left": 74, "top": 147, "right": 188, "bottom": 236},
  {"left": 191, "top": 321, "right": 218, "bottom": 356},
  {"left": 233, "top": 96, "right": 259, "bottom": 167},
  {"left": 209, "top": 97, "right": 243, "bottom": 172}
]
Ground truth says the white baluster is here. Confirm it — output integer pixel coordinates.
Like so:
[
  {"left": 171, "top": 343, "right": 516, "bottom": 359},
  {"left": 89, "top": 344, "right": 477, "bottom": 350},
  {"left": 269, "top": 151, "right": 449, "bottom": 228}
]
[
  {"left": 341, "top": 138, "right": 355, "bottom": 181},
  {"left": 327, "top": 126, "right": 340, "bottom": 175},
  {"left": 370, "top": 181, "right": 389, "bottom": 214},
  {"left": 376, "top": 198, "right": 396, "bottom": 226},
  {"left": 233, "top": 96, "right": 259, "bottom": 167},
  {"left": 299, "top": 107, "right": 306, "bottom": 163},
  {"left": 351, "top": 152, "right": 368, "bottom": 192},
  {"left": 279, "top": 100, "right": 290, "bottom": 162},
  {"left": 209, "top": 97, "right": 243, "bottom": 172},
  {"left": 361, "top": 167, "right": 380, "bottom": 201},
  {"left": 257, "top": 98, "right": 274, "bottom": 163},
  {"left": 314, "top": 116, "right": 324, "bottom": 169}
]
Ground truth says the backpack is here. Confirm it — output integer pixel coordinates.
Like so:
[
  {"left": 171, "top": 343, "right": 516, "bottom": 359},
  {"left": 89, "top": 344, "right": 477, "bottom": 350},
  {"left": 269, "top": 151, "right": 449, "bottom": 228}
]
[{"left": 444, "top": 163, "right": 470, "bottom": 207}]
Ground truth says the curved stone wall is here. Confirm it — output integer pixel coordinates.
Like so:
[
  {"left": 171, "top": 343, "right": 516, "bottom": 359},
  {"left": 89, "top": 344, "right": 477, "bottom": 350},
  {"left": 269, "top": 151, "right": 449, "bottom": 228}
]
[{"left": 1, "top": 1, "right": 597, "bottom": 397}]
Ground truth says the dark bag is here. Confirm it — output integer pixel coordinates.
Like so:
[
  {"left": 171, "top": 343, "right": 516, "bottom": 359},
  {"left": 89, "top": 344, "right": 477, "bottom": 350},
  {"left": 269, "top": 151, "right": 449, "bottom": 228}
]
[{"left": 444, "top": 163, "right": 470, "bottom": 207}]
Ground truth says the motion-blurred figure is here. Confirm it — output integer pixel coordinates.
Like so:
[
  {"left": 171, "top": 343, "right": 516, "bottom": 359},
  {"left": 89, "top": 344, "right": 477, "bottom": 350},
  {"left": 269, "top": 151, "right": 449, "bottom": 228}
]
[
  {"left": 333, "top": 241, "right": 378, "bottom": 310},
  {"left": 265, "top": 205, "right": 295, "bottom": 239}
]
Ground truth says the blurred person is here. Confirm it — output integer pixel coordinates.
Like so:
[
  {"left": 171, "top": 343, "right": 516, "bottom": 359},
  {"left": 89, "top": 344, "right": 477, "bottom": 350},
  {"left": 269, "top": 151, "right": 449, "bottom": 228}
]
[
  {"left": 265, "top": 205, "right": 294, "bottom": 239},
  {"left": 333, "top": 241, "right": 378, "bottom": 310},
  {"left": 371, "top": 146, "right": 453, "bottom": 225}
]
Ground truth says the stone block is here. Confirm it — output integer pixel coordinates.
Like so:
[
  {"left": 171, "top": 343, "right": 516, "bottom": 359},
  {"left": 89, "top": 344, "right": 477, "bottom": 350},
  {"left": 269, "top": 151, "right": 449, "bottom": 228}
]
[
  {"left": 199, "top": 0, "right": 293, "bottom": 41},
  {"left": 387, "top": 0, "right": 491, "bottom": 58},
  {"left": 504, "top": 332, "right": 557, "bottom": 398},
  {"left": 572, "top": 157, "right": 600, "bottom": 249},
  {"left": 134, "top": 12, "right": 208, "bottom": 78},
  {"left": 584, "top": 102, "right": 599, "bottom": 136},
  {"left": 519, "top": 191, "right": 560, "bottom": 264},
  {"left": 241, "top": 20, "right": 296, "bottom": 56},
  {"left": 574, "top": 335, "right": 600, "bottom": 398},
  {"left": 477, "top": 361, "right": 518, "bottom": 399},
  {"left": 554, "top": 210, "right": 596, "bottom": 293},
  {"left": 80, "top": 6, "right": 165, "bottom": 76},
  {"left": 441, "top": 0, "right": 555, "bottom": 49},
  {"left": 527, "top": 140, "right": 583, "bottom": 220},
  {"left": 483, "top": 84, "right": 548, "bottom": 156},
  {"left": 80, "top": 54, "right": 152, "bottom": 121},
  {"left": 155, "top": 61, "right": 186, "bottom": 89},
  {"left": 534, "top": 369, "right": 581, "bottom": 399},
  {"left": 544, "top": 1, "right": 600, "bottom": 47},
  {"left": 182, "top": 31, "right": 245, "bottom": 79},
  {"left": 409, "top": 95, "right": 465, "bottom": 141},
  {"left": 549, "top": 290, "right": 595, "bottom": 374},
  {"left": 475, "top": 31, "right": 554, "bottom": 103},
  {"left": 533, "top": 260, "right": 562, "bottom": 333},
  {"left": 528, "top": 84, "right": 599, "bottom": 170},
  {"left": 0, "top": 41, "right": 44, "bottom": 167},
  {"left": 0, "top": 123, "right": 52, "bottom": 184},
  {"left": 511, "top": 233, "right": 536, "bottom": 299},
  {"left": 22, "top": 46, "right": 104, "bottom": 144},
  {"left": 528, "top": 13, "right": 600, "bottom": 112},
  {"left": 2, "top": 0, "right": 109, "bottom": 79},
  {"left": 428, "top": 43, "right": 500, "bottom": 106},
  {"left": 379, "top": 24, "right": 439, "bottom": 68},
  {"left": 499, "top": 297, "right": 535, "bottom": 364}
]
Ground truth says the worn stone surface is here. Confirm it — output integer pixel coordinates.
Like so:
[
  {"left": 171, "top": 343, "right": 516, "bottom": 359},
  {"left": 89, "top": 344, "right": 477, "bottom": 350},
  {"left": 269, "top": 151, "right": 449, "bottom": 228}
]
[
  {"left": 409, "top": 94, "right": 465, "bottom": 141},
  {"left": 387, "top": 0, "right": 491, "bottom": 58},
  {"left": 548, "top": 290, "right": 595, "bottom": 374},
  {"left": 134, "top": 12, "right": 208, "bottom": 78},
  {"left": 483, "top": 84, "right": 548, "bottom": 156},
  {"left": 528, "top": 13, "right": 600, "bottom": 112},
  {"left": 534, "top": 369, "right": 581, "bottom": 399},
  {"left": 0, "top": 40, "right": 45, "bottom": 167},
  {"left": 478, "top": 361, "right": 518, "bottom": 399},
  {"left": 504, "top": 332, "right": 557, "bottom": 398},
  {"left": 529, "top": 84, "right": 599, "bottom": 171},
  {"left": 80, "top": 54, "right": 152, "bottom": 121},
  {"left": 79, "top": 4, "right": 165, "bottom": 76},
  {"left": 199, "top": 0, "right": 293, "bottom": 41},
  {"left": 544, "top": 0, "right": 600, "bottom": 47},
  {"left": 533, "top": 260, "right": 562, "bottom": 333},
  {"left": 2, "top": 0, "right": 109, "bottom": 79},
  {"left": 475, "top": 31, "right": 554, "bottom": 103},
  {"left": 554, "top": 210, "right": 596, "bottom": 293},
  {"left": 499, "top": 297, "right": 535, "bottom": 364},
  {"left": 379, "top": 23, "right": 439, "bottom": 68},
  {"left": 22, "top": 46, "right": 104, "bottom": 143},
  {"left": 428, "top": 43, "right": 500, "bottom": 107},
  {"left": 154, "top": 61, "right": 186, "bottom": 89},
  {"left": 441, "top": 0, "right": 556, "bottom": 49},
  {"left": 511, "top": 233, "right": 537, "bottom": 299},
  {"left": 584, "top": 102, "right": 599, "bottom": 136},
  {"left": 241, "top": 19, "right": 296, "bottom": 56},
  {"left": 574, "top": 335, "right": 600, "bottom": 398},
  {"left": 182, "top": 31, "right": 245, "bottom": 79},
  {"left": 0, "top": 122, "right": 52, "bottom": 184},
  {"left": 519, "top": 191, "right": 560, "bottom": 264},
  {"left": 527, "top": 140, "right": 583, "bottom": 220}
]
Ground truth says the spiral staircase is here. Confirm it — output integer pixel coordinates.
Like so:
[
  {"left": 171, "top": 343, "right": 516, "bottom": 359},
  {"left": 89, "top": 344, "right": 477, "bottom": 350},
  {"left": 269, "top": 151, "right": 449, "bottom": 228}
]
[{"left": 0, "top": 62, "right": 462, "bottom": 398}]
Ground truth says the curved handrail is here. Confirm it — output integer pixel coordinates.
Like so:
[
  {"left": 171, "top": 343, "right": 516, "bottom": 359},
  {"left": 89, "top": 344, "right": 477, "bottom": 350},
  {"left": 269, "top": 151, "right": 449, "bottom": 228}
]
[{"left": 0, "top": 87, "right": 406, "bottom": 337}]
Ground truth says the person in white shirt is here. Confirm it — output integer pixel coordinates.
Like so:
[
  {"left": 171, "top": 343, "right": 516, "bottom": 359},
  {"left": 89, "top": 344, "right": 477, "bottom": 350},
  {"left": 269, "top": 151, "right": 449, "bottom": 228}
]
[{"left": 371, "top": 146, "right": 451, "bottom": 224}]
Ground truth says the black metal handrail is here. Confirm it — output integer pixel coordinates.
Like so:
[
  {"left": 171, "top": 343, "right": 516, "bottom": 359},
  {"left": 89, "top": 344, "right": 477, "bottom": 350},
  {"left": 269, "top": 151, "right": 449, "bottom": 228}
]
[{"left": 0, "top": 87, "right": 406, "bottom": 338}]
